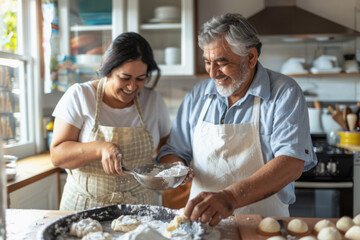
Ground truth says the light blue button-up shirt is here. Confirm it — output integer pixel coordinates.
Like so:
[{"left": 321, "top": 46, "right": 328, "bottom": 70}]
[{"left": 157, "top": 62, "right": 317, "bottom": 204}]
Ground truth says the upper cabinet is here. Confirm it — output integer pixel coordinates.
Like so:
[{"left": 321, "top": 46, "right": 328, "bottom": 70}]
[
  {"left": 127, "top": 0, "right": 195, "bottom": 76},
  {"left": 58, "top": 0, "right": 125, "bottom": 77}
]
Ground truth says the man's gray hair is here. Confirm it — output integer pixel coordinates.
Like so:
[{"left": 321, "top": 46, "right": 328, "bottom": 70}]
[{"left": 198, "top": 13, "right": 262, "bottom": 57}]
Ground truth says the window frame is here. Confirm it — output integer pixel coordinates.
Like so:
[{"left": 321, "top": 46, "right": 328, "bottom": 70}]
[{"left": 0, "top": 0, "right": 43, "bottom": 158}]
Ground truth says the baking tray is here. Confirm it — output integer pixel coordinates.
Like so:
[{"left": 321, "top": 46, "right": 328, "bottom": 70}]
[{"left": 37, "top": 204, "right": 204, "bottom": 239}]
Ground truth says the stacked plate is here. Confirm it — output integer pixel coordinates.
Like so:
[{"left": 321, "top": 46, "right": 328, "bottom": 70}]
[{"left": 148, "top": 6, "right": 180, "bottom": 23}]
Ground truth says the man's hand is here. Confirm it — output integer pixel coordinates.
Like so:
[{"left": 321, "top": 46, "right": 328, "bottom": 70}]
[{"left": 183, "top": 190, "right": 237, "bottom": 226}]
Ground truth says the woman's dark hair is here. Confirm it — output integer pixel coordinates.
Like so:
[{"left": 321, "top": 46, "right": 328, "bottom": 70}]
[{"left": 97, "top": 32, "right": 160, "bottom": 89}]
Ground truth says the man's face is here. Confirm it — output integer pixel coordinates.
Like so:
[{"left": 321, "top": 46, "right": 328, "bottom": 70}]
[{"left": 203, "top": 38, "right": 251, "bottom": 97}]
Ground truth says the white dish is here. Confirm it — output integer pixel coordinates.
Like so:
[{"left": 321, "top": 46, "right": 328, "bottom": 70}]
[
  {"left": 310, "top": 67, "right": 342, "bottom": 74},
  {"left": 148, "top": 18, "right": 180, "bottom": 23}
]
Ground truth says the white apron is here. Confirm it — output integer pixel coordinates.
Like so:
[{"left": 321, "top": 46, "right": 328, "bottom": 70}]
[
  {"left": 60, "top": 77, "right": 158, "bottom": 211},
  {"left": 190, "top": 95, "right": 289, "bottom": 217}
]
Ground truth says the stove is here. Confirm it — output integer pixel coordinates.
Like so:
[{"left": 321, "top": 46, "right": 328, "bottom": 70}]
[
  {"left": 290, "top": 135, "right": 356, "bottom": 218},
  {"left": 298, "top": 137, "right": 353, "bottom": 182}
]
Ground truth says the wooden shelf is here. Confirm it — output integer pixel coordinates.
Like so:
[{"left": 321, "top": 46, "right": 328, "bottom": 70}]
[{"left": 288, "top": 72, "right": 360, "bottom": 77}]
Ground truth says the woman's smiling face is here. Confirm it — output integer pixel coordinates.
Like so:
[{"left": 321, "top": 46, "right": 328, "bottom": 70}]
[{"left": 105, "top": 59, "right": 147, "bottom": 108}]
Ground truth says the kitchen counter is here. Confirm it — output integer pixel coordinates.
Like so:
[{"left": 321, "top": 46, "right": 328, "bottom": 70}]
[
  {"left": 5, "top": 209, "right": 347, "bottom": 240},
  {"left": 6, "top": 152, "right": 61, "bottom": 194}
]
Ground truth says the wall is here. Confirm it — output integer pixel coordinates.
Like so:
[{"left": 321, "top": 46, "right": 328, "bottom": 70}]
[{"left": 43, "top": 0, "right": 360, "bottom": 120}]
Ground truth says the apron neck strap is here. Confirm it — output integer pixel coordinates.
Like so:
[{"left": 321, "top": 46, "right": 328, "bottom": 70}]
[
  {"left": 251, "top": 96, "right": 261, "bottom": 129},
  {"left": 199, "top": 95, "right": 214, "bottom": 122}
]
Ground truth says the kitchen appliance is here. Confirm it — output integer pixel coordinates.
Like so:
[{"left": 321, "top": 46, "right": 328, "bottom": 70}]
[
  {"left": 246, "top": 0, "right": 360, "bottom": 42},
  {"left": 290, "top": 135, "right": 358, "bottom": 218}
]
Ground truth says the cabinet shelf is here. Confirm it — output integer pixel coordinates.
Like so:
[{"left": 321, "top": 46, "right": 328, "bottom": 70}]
[
  {"left": 288, "top": 72, "right": 360, "bottom": 77},
  {"left": 140, "top": 23, "right": 181, "bottom": 30},
  {"left": 70, "top": 25, "right": 112, "bottom": 32}
]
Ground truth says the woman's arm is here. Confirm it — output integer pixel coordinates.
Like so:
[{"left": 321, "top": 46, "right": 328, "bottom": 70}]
[
  {"left": 154, "top": 134, "right": 169, "bottom": 156},
  {"left": 50, "top": 118, "right": 123, "bottom": 175}
]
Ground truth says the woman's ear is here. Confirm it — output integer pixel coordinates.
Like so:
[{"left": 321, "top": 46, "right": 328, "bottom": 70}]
[{"left": 247, "top": 48, "right": 258, "bottom": 69}]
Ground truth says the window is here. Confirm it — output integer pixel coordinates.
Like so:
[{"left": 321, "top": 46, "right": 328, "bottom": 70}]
[{"left": 0, "top": 0, "right": 42, "bottom": 158}]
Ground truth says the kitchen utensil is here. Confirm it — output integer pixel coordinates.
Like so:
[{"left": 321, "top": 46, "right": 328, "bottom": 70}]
[
  {"left": 328, "top": 105, "right": 348, "bottom": 131},
  {"left": 338, "top": 130, "right": 360, "bottom": 145},
  {"left": 347, "top": 113, "right": 357, "bottom": 131},
  {"left": 277, "top": 220, "right": 298, "bottom": 240},
  {"left": 308, "top": 108, "right": 324, "bottom": 134},
  {"left": 5, "top": 155, "right": 18, "bottom": 181},
  {"left": 344, "top": 54, "right": 359, "bottom": 73},
  {"left": 313, "top": 100, "right": 321, "bottom": 109},
  {"left": 165, "top": 47, "right": 181, "bottom": 65},
  {"left": 280, "top": 57, "right": 308, "bottom": 75},
  {"left": 123, "top": 163, "right": 188, "bottom": 191},
  {"left": 310, "top": 55, "right": 342, "bottom": 74}
]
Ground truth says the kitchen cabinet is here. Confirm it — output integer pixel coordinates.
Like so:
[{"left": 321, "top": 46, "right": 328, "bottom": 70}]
[
  {"left": 127, "top": 0, "right": 195, "bottom": 76},
  {"left": 8, "top": 174, "right": 58, "bottom": 210},
  {"left": 58, "top": 0, "right": 125, "bottom": 77}
]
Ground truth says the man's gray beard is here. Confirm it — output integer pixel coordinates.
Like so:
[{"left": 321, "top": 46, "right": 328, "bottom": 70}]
[
  {"left": 215, "top": 59, "right": 250, "bottom": 97},
  {"left": 215, "top": 78, "right": 244, "bottom": 97}
]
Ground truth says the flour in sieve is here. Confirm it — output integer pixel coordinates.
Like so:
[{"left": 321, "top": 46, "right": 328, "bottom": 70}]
[{"left": 155, "top": 165, "right": 188, "bottom": 177}]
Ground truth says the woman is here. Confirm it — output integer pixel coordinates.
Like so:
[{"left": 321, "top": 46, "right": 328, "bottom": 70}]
[{"left": 51, "top": 32, "right": 171, "bottom": 211}]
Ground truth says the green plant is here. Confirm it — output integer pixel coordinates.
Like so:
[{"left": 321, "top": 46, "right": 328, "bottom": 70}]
[{"left": 1, "top": 0, "right": 17, "bottom": 53}]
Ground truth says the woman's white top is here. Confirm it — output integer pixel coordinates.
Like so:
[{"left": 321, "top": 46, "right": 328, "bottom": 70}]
[{"left": 52, "top": 81, "right": 171, "bottom": 151}]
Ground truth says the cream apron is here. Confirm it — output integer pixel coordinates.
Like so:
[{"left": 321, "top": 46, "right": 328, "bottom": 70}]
[
  {"left": 60, "top": 77, "right": 158, "bottom": 211},
  {"left": 190, "top": 95, "right": 289, "bottom": 217}
]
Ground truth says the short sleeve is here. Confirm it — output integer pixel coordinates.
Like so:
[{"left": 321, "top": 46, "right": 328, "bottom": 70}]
[{"left": 52, "top": 84, "right": 85, "bottom": 129}]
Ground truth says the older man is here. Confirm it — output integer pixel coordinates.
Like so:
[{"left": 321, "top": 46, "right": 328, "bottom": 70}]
[{"left": 157, "top": 13, "right": 317, "bottom": 226}]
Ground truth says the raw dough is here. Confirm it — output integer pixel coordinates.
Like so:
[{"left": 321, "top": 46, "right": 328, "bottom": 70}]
[
  {"left": 287, "top": 219, "right": 308, "bottom": 233},
  {"left": 82, "top": 231, "right": 112, "bottom": 240},
  {"left": 314, "top": 219, "right": 335, "bottom": 232},
  {"left": 69, "top": 218, "right": 103, "bottom": 238},
  {"left": 258, "top": 217, "right": 280, "bottom": 233},
  {"left": 336, "top": 216, "right": 354, "bottom": 232},
  {"left": 345, "top": 225, "right": 360, "bottom": 240},
  {"left": 266, "top": 236, "right": 285, "bottom": 240},
  {"left": 353, "top": 214, "right": 360, "bottom": 225},
  {"left": 164, "top": 208, "right": 189, "bottom": 237},
  {"left": 299, "top": 237, "right": 317, "bottom": 240},
  {"left": 317, "top": 227, "right": 342, "bottom": 240},
  {"left": 111, "top": 215, "right": 141, "bottom": 232}
]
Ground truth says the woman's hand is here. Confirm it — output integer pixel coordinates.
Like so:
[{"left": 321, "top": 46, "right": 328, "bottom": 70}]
[{"left": 101, "top": 142, "right": 125, "bottom": 175}]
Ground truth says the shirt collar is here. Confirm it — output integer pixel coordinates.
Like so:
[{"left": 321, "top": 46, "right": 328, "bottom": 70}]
[{"left": 203, "top": 62, "right": 271, "bottom": 103}]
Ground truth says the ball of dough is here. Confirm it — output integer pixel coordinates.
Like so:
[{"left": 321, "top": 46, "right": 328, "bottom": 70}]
[
  {"left": 314, "top": 219, "right": 335, "bottom": 232},
  {"left": 287, "top": 219, "right": 308, "bottom": 233},
  {"left": 336, "top": 216, "right": 354, "bottom": 232},
  {"left": 317, "top": 227, "right": 342, "bottom": 240},
  {"left": 111, "top": 215, "right": 141, "bottom": 232},
  {"left": 299, "top": 236, "right": 317, "bottom": 240},
  {"left": 345, "top": 225, "right": 360, "bottom": 240},
  {"left": 353, "top": 214, "right": 360, "bottom": 225},
  {"left": 266, "top": 236, "right": 285, "bottom": 240},
  {"left": 258, "top": 217, "right": 280, "bottom": 233},
  {"left": 82, "top": 231, "right": 112, "bottom": 240},
  {"left": 69, "top": 218, "right": 103, "bottom": 238}
]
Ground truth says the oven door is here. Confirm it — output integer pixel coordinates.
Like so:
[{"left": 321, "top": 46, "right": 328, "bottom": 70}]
[{"left": 289, "top": 181, "right": 353, "bottom": 218}]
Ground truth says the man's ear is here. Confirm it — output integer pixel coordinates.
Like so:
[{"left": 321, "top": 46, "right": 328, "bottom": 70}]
[{"left": 247, "top": 48, "right": 258, "bottom": 69}]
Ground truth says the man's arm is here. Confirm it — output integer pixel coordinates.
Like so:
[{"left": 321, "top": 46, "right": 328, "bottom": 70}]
[{"left": 184, "top": 155, "right": 304, "bottom": 226}]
